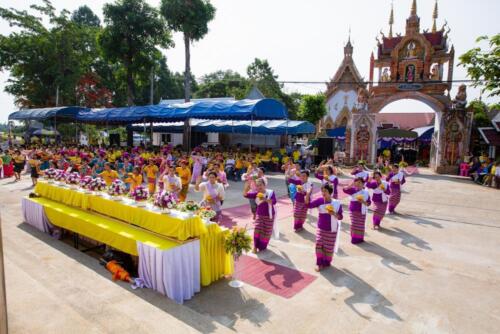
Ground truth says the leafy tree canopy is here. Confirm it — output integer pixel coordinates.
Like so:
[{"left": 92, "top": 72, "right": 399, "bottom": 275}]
[
  {"left": 298, "top": 94, "right": 326, "bottom": 125},
  {"left": 459, "top": 34, "right": 500, "bottom": 97},
  {"left": 195, "top": 70, "right": 249, "bottom": 99},
  {"left": 160, "top": 0, "right": 215, "bottom": 41},
  {"left": 71, "top": 5, "right": 101, "bottom": 27}
]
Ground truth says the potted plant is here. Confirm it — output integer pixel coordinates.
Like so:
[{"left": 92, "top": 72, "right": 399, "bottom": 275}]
[
  {"left": 88, "top": 177, "right": 107, "bottom": 194},
  {"left": 130, "top": 185, "right": 149, "bottom": 206},
  {"left": 153, "top": 190, "right": 177, "bottom": 213},
  {"left": 108, "top": 179, "right": 126, "bottom": 200},
  {"left": 224, "top": 226, "right": 252, "bottom": 288}
]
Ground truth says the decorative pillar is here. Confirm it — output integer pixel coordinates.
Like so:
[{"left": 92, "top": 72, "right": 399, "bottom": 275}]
[{"left": 369, "top": 52, "right": 375, "bottom": 89}]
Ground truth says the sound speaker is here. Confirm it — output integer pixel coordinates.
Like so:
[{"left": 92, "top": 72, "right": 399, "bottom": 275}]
[
  {"left": 109, "top": 133, "right": 120, "bottom": 147},
  {"left": 318, "top": 137, "right": 334, "bottom": 159}
]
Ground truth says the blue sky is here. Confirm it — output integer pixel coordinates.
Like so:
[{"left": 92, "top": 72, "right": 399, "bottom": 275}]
[{"left": 0, "top": 0, "right": 499, "bottom": 121}]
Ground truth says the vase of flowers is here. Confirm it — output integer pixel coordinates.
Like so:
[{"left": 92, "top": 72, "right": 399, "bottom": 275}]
[
  {"left": 130, "top": 185, "right": 148, "bottom": 205},
  {"left": 224, "top": 226, "right": 252, "bottom": 288},
  {"left": 54, "top": 169, "right": 67, "bottom": 184},
  {"left": 108, "top": 179, "right": 126, "bottom": 199},
  {"left": 65, "top": 172, "right": 81, "bottom": 189},
  {"left": 79, "top": 176, "right": 93, "bottom": 191},
  {"left": 44, "top": 168, "right": 57, "bottom": 182},
  {"left": 176, "top": 201, "right": 200, "bottom": 216},
  {"left": 154, "top": 190, "right": 177, "bottom": 213},
  {"left": 198, "top": 206, "right": 216, "bottom": 224},
  {"left": 88, "top": 177, "right": 107, "bottom": 194}
]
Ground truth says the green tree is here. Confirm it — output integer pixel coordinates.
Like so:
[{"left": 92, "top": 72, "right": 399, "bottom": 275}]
[
  {"left": 459, "top": 34, "right": 500, "bottom": 97},
  {"left": 247, "top": 58, "right": 300, "bottom": 119},
  {"left": 298, "top": 94, "right": 326, "bottom": 125},
  {"left": 467, "top": 99, "right": 490, "bottom": 127},
  {"left": 0, "top": 0, "right": 100, "bottom": 107},
  {"left": 160, "top": 0, "right": 216, "bottom": 102},
  {"left": 194, "top": 70, "right": 249, "bottom": 99},
  {"left": 99, "top": 0, "right": 172, "bottom": 106},
  {"left": 71, "top": 5, "right": 101, "bottom": 27}
]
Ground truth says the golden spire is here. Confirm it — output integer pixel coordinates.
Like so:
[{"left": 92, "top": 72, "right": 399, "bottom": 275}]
[
  {"left": 411, "top": 0, "right": 417, "bottom": 16},
  {"left": 388, "top": 2, "right": 394, "bottom": 38},
  {"left": 432, "top": 0, "right": 438, "bottom": 33}
]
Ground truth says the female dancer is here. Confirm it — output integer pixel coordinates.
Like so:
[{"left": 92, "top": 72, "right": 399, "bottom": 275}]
[
  {"left": 190, "top": 152, "right": 203, "bottom": 184},
  {"left": 162, "top": 166, "right": 182, "bottom": 200},
  {"left": 287, "top": 169, "right": 314, "bottom": 232},
  {"left": 315, "top": 164, "right": 339, "bottom": 199},
  {"left": 351, "top": 163, "right": 369, "bottom": 184},
  {"left": 242, "top": 162, "right": 259, "bottom": 219},
  {"left": 366, "top": 171, "right": 391, "bottom": 229},
  {"left": 343, "top": 177, "right": 371, "bottom": 244},
  {"left": 243, "top": 178, "right": 277, "bottom": 253},
  {"left": 306, "top": 184, "right": 343, "bottom": 271},
  {"left": 195, "top": 172, "right": 225, "bottom": 223},
  {"left": 387, "top": 164, "right": 406, "bottom": 214}
]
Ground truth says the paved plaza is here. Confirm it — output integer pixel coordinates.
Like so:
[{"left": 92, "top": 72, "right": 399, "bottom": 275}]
[{"left": 1, "top": 169, "right": 500, "bottom": 334}]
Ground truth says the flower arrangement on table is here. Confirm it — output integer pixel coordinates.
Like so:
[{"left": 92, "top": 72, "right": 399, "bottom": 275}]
[
  {"left": 130, "top": 185, "right": 148, "bottom": 202},
  {"left": 79, "top": 175, "right": 93, "bottom": 188},
  {"left": 176, "top": 201, "right": 200, "bottom": 213},
  {"left": 153, "top": 190, "right": 177, "bottom": 211},
  {"left": 198, "top": 206, "right": 216, "bottom": 221},
  {"left": 65, "top": 172, "right": 81, "bottom": 185},
  {"left": 44, "top": 168, "right": 58, "bottom": 180},
  {"left": 108, "top": 179, "right": 126, "bottom": 197},
  {"left": 88, "top": 177, "right": 107, "bottom": 192},
  {"left": 54, "top": 169, "right": 68, "bottom": 182}
]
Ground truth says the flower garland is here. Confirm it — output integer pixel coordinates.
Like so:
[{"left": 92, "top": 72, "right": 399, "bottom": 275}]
[
  {"left": 153, "top": 190, "right": 177, "bottom": 210},
  {"left": 224, "top": 226, "right": 252, "bottom": 259},
  {"left": 130, "top": 185, "right": 148, "bottom": 201},
  {"left": 88, "top": 177, "right": 107, "bottom": 191},
  {"left": 108, "top": 179, "right": 126, "bottom": 196}
]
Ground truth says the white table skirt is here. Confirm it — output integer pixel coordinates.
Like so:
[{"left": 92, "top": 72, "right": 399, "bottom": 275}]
[
  {"left": 137, "top": 240, "right": 200, "bottom": 304},
  {"left": 22, "top": 198, "right": 54, "bottom": 234}
]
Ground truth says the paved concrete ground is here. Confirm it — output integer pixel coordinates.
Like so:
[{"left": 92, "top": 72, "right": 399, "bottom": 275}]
[{"left": 1, "top": 169, "right": 500, "bottom": 334}]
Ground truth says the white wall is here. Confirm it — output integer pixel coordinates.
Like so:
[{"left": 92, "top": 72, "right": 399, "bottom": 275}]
[
  {"left": 152, "top": 132, "right": 183, "bottom": 146},
  {"left": 230, "top": 134, "right": 280, "bottom": 148},
  {"left": 325, "top": 89, "right": 357, "bottom": 122}
]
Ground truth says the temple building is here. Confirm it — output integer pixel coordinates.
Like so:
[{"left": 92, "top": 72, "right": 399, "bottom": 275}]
[{"left": 319, "top": 0, "right": 472, "bottom": 173}]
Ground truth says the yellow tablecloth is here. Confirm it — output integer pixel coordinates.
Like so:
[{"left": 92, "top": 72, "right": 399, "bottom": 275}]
[
  {"left": 34, "top": 181, "right": 233, "bottom": 285},
  {"left": 35, "top": 182, "right": 206, "bottom": 241},
  {"left": 28, "top": 197, "right": 179, "bottom": 256}
]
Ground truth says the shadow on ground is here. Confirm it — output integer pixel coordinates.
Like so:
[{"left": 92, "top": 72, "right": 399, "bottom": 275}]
[{"left": 321, "top": 267, "right": 402, "bottom": 321}]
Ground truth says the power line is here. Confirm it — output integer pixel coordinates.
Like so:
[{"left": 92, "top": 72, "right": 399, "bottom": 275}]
[{"left": 278, "top": 79, "right": 481, "bottom": 85}]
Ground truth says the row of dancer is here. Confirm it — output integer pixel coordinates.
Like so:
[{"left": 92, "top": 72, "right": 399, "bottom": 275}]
[{"left": 242, "top": 163, "right": 406, "bottom": 272}]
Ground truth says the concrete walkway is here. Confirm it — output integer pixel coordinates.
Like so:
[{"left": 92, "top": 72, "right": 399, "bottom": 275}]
[{"left": 1, "top": 169, "right": 499, "bottom": 333}]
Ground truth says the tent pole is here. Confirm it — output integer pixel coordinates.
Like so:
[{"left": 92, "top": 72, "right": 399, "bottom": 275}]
[
  {"left": 250, "top": 115, "right": 253, "bottom": 153},
  {"left": 231, "top": 120, "right": 234, "bottom": 149},
  {"left": 54, "top": 116, "right": 57, "bottom": 144},
  {"left": 149, "top": 121, "right": 153, "bottom": 146},
  {"left": 143, "top": 118, "right": 146, "bottom": 147},
  {"left": 285, "top": 118, "right": 288, "bottom": 147}
]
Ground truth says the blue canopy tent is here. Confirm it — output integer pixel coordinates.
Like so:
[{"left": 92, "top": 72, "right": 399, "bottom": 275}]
[
  {"left": 326, "top": 127, "right": 346, "bottom": 140},
  {"left": 76, "top": 99, "right": 288, "bottom": 124},
  {"left": 78, "top": 99, "right": 288, "bottom": 149},
  {"left": 8, "top": 106, "right": 90, "bottom": 142},
  {"left": 8, "top": 106, "right": 90, "bottom": 121},
  {"left": 413, "top": 125, "right": 434, "bottom": 142},
  {"left": 127, "top": 119, "right": 315, "bottom": 136}
]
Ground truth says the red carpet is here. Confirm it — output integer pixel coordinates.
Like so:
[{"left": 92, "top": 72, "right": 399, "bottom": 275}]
[{"left": 234, "top": 255, "right": 317, "bottom": 299}]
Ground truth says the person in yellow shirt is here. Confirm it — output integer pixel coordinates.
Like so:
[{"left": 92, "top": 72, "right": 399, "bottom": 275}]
[
  {"left": 175, "top": 160, "right": 191, "bottom": 202},
  {"left": 99, "top": 163, "right": 119, "bottom": 186},
  {"left": 125, "top": 167, "right": 143, "bottom": 192},
  {"left": 143, "top": 159, "right": 159, "bottom": 194},
  {"left": 292, "top": 149, "right": 300, "bottom": 163}
]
